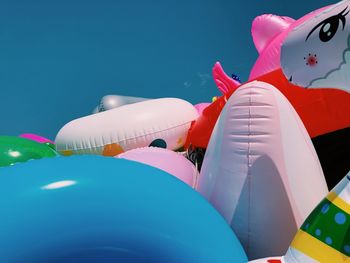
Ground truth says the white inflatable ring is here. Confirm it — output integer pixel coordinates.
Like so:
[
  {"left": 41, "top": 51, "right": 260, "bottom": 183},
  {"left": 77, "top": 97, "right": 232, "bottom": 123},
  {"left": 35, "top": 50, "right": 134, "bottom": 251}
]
[{"left": 55, "top": 98, "right": 198, "bottom": 156}]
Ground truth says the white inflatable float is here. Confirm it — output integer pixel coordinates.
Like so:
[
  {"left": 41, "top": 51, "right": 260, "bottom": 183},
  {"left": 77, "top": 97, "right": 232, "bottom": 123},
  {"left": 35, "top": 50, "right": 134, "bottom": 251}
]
[
  {"left": 92, "top": 94, "right": 150, "bottom": 113},
  {"left": 55, "top": 98, "right": 198, "bottom": 156},
  {"left": 197, "top": 81, "right": 328, "bottom": 260}
]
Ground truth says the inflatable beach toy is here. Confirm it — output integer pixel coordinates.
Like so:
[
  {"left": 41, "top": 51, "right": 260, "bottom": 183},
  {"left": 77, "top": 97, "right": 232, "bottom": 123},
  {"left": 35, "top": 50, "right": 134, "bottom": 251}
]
[
  {"left": 197, "top": 81, "right": 328, "bottom": 260},
  {"left": 117, "top": 147, "right": 199, "bottom": 187},
  {"left": 250, "top": 172, "right": 350, "bottom": 263},
  {"left": 0, "top": 136, "right": 58, "bottom": 167},
  {"left": 93, "top": 94, "right": 150, "bottom": 113},
  {"left": 186, "top": 0, "right": 350, "bottom": 188},
  {"left": 0, "top": 156, "right": 247, "bottom": 263},
  {"left": 55, "top": 98, "right": 198, "bottom": 156},
  {"left": 284, "top": 172, "right": 350, "bottom": 262}
]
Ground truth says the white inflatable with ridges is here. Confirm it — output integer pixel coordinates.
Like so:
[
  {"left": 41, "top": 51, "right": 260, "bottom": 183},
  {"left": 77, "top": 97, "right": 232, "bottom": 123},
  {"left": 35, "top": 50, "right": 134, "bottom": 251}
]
[
  {"left": 197, "top": 81, "right": 328, "bottom": 260},
  {"left": 55, "top": 98, "right": 198, "bottom": 155}
]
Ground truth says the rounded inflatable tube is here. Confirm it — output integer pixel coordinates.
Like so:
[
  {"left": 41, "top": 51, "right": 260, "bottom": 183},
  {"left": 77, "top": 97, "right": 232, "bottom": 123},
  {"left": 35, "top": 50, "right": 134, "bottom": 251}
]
[
  {"left": 0, "top": 156, "right": 247, "bottom": 263},
  {"left": 117, "top": 147, "right": 199, "bottom": 187},
  {"left": 94, "top": 95, "right": 150, "bottom": 113},
  {"left": 0, "top": 136, "right": 57, "bottom": 167},
  {"left": 55, "top": 98, "right": 198, "bottom": 156},
  {"left": 197, "top": 81, "right": 328, "bottom": 260}
]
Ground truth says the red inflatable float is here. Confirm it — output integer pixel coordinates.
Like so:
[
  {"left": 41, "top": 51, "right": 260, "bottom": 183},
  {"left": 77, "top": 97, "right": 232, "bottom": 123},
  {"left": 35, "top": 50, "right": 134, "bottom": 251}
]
[
  {"left": 186, "top": 64, "right": 350, "bottom": 150},
  {"left": 185, "top": 4, "right": 350, "bottom": 189}
]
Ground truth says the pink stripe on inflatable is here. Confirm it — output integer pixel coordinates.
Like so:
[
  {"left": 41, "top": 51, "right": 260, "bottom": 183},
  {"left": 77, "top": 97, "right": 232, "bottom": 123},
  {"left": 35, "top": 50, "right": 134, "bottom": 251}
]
[{"left": 19, "top": 133, "right": 55, "bottom": 144}]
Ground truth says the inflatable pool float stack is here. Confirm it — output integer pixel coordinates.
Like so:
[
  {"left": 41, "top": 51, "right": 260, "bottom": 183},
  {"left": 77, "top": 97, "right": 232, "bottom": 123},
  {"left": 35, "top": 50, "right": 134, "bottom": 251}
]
[
  {"left": 186, "top": 0, "right": 350, "bottom": 189},
  {"left": 1, "top": 0, "right": 350, "bottom": 262}
]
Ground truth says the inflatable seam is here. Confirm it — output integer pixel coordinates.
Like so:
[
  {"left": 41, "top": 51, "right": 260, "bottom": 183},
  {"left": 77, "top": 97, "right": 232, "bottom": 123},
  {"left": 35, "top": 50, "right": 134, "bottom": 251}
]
[
  {"left": 58, "top": 121, "right": 193, "bottom": 151},
  {"left": 247, "top": 85, "right": 253, "bottom": 256}
]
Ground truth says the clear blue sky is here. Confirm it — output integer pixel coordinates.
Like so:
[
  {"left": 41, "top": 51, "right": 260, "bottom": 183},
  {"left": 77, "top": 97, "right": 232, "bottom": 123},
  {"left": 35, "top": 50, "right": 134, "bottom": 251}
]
[{"left": 0, "top": 0, "right": 335, "bottom": 139}]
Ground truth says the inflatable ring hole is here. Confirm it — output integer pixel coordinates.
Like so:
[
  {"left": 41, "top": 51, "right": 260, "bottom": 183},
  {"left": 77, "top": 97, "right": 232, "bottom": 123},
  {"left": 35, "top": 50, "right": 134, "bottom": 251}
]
[{"left": 149, "top": 139, "right": 167, "bottom": 149}]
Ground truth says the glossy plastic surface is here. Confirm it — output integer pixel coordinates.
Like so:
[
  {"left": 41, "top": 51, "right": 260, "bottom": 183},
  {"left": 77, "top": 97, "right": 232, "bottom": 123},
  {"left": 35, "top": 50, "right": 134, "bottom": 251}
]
[
  {"left": 56, "top": 98, "right": 198, "bottom": 155},
  {"left": 0, "top": 136, "right": 57, "bottom": 167},
  {"left": 197, "top": 81, "right": 328, "bottom": 259},
  {"left": 94, "top": 94, "right": 150, "bottom": 113},
  {"left": 0, "top": 156, "right": 247, "bottom": 263},
  {"left": 117, "top": 147, "right": 199, "bottom": 187}
]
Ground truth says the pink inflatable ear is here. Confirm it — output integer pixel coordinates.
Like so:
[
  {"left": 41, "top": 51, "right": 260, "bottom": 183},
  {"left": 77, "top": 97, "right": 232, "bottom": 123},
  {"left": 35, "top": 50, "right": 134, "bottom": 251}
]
[{"left": 252, "top": 14, "right": 295, "bottom": 54}]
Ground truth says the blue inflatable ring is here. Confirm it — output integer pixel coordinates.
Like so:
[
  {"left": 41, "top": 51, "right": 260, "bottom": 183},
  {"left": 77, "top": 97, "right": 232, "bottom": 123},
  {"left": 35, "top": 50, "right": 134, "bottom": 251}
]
[{"left": 0, "top": 156, "right": 247, "bottom": 263}]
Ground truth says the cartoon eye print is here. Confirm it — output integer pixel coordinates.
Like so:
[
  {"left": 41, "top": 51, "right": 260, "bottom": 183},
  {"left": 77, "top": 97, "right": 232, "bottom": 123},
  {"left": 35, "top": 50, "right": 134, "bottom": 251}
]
[{"left": 306, "top": 6, "right": 349, "bottom": 42}]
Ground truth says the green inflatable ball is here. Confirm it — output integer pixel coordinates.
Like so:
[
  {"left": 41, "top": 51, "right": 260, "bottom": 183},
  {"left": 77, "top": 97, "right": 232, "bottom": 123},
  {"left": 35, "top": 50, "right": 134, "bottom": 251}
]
[{"left": 0, "top": 136, "right": 58, "bottom": 167}]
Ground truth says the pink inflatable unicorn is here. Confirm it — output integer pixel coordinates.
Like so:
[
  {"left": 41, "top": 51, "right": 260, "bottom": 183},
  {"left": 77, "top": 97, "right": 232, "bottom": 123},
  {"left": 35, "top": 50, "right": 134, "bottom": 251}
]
[
  {"left": 188, "top": 0, "right": 350, "bottom": 189},
  {"left": 193, "top": 0, "right": 350, "bottom": 261}
]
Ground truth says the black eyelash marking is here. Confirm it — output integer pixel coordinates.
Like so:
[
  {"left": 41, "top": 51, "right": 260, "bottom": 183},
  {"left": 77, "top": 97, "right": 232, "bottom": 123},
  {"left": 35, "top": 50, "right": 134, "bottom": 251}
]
[{"left": 305, "top": 6, "right": 349, "bottom": 42}]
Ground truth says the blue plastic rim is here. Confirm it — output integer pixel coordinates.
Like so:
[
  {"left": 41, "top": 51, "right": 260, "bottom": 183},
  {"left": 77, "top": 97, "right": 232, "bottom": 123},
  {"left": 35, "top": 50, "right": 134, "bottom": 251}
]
[{"left": 0, "top": 156, "right": 247, "bottom": 263}]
